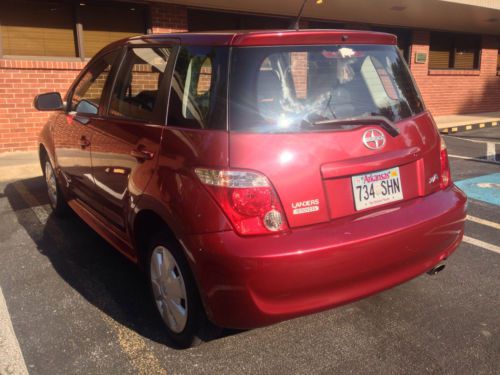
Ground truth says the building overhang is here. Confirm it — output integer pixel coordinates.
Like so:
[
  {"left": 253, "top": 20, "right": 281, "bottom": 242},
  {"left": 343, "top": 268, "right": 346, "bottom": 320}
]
[{"left": 155, "top": 0, "right": 500, "bottom": 35}]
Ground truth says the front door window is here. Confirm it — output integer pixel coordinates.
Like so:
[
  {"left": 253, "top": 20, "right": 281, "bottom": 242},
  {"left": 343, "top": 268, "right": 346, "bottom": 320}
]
[{"left": 71, "top": 50, "right": 119, "bottom": 115}]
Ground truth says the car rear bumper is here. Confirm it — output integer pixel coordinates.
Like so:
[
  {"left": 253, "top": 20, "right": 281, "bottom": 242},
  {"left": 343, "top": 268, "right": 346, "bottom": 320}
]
[{"left": 185, "top": 185, "right": 467, "bottom": 329}]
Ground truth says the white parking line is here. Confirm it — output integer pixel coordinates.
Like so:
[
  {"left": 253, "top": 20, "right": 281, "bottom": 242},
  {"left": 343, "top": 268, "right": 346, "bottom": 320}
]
[
  {"left": 448, "top": 154, "right": 500, "bottom": 165},
  {"left": 443, "top": 135, "right": 500, "bottom": 145},
  {"left": 0, "top": 287, "right": 29, "bottom": 375},
  {"left": 467, "top": 215, "right": 500, "bottom": 230},
  {"left": 463, "top": 236, "right": 500, "bottom": 254}
]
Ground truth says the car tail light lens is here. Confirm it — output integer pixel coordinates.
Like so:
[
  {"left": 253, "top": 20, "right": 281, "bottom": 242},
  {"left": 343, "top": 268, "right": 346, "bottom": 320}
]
[
  {"left": 195, "top": 168, "right": 289, "bottom": 236},
  {"left": 440, "top": 137, "right": 452, "bottom": 189}
]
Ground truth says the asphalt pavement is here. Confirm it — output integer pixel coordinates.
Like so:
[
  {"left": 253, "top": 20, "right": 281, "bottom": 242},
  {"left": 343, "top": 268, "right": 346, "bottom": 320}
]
[{"left": 0, "top": 128, "right": 498, "bottom": 375}]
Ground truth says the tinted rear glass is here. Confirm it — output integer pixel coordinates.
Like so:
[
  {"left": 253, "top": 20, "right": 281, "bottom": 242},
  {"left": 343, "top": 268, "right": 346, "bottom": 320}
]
[{"left": 229, "top": 45, "right": 424, "bottom": 132}]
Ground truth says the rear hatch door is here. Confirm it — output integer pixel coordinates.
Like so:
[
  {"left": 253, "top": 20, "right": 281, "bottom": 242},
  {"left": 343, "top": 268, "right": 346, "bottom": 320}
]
[{"left": 228, "top": 43, "right": 441, "bottom": 228}]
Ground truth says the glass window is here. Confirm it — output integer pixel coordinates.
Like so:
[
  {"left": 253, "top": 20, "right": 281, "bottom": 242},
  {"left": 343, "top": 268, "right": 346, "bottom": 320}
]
[
  {"left": 71, "top": 51, "right": 119, "bottom": 114},
  {"left": 79, "top": 2, "right": 146, "bottom": 57},
  {"left": 229, "top": 45, "right": 424, "bottom": 133},
  {"left": 167, "top": 46, "right": 228, "bottom": 130},
  {"left": 0, "top": 1, "right": 147, "bottom": 58},
  {"left": 0, "top": 0, "right": 76, "bottom": 57},
  {"left": 429, "top": 32, "right": 481, "bottom": 70},
  {"left": 109, "top": 47, "right": 172, "bottom": 122}
]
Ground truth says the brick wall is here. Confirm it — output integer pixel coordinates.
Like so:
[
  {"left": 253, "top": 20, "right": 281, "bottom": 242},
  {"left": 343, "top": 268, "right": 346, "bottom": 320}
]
[
  {"left": 150, "top": 4, "right": 188, "bottom": 34},
  {"left": 0, "top": 60, "right": 85, "bottom": 153},
  {"left": 0, "top": 2, "right": 188, "bottom": 153},
  {"left": 410, "top": 30, "right": 500, "bottom": 116}
]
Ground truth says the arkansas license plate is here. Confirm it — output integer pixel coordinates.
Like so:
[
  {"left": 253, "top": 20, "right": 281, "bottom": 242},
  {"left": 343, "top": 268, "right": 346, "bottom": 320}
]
[{"left": 352, "top": 167, "right": 403, "bottom": 210}]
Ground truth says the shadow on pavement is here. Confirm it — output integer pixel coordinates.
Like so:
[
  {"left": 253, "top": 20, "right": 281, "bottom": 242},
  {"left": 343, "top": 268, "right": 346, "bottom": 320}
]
[{"left": 4, "top": 176, "right": 238, "bottom": 350}]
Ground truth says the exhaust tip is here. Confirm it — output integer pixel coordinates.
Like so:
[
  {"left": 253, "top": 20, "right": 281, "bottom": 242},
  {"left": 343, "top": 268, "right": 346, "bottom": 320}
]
[{"left": 427, "top": 262, "right": 446, "bottom": 275}]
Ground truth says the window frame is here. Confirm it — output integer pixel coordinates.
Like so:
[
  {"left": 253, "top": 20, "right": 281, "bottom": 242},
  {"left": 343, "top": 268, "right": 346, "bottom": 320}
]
[
  {"left": 429, "top": 32, "right": 482, "bottom": 70},
  {"left": 102, "top": 42, "right": 180, "bottom": 125}
]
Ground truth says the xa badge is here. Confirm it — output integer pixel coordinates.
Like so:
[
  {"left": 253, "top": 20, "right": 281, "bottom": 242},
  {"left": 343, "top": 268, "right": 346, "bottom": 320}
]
[{"left": 362, "top": 129, "right": 386, "bottom": 150}]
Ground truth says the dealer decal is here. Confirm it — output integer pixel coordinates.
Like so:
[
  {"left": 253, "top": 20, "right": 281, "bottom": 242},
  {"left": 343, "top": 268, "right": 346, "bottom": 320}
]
[{"left": 292, "top": 199, "right": 320, "bottom": 215}]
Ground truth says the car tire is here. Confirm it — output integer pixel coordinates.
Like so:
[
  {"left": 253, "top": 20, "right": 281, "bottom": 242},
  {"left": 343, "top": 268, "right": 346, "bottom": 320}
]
[
  {"left": 43, "top": 157, "right": 68, "bottom": 216},
  {"left": 147, "top": 233, "right": 217, "bottom": 348}
]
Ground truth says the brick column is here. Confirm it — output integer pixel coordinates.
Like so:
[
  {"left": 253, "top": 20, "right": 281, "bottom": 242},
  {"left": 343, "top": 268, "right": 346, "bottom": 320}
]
[
  {"left": 150, "top": 3, "right": 188, "bottom": 34},
  {"left": 409, "top": 30, "right": 430, "bottom": 79}
]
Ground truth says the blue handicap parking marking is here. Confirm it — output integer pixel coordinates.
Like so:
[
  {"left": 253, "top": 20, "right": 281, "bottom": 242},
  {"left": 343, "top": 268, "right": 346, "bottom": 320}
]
[{"left": 455, "top": 173, "right": 500, "bottom": 206}]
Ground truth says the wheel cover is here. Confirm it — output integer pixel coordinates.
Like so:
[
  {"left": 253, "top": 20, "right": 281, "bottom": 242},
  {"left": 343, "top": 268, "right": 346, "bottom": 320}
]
[
  {"left": 150, "top": 246, "right": 188, "bottom": 333},
  {"left": 45, "top": 161, "right": 57, "bottom": 207}
]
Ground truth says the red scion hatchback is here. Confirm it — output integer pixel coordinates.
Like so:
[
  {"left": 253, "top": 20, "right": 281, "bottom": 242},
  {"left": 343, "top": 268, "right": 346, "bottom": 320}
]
[{"left": 34, "top": 30, "right": 467, "bottom": 347}]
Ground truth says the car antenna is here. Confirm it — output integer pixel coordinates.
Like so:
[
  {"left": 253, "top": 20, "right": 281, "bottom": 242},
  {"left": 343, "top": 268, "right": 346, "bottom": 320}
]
[{"left": 290, "top": 0, "right": 323, "bottom": 30}]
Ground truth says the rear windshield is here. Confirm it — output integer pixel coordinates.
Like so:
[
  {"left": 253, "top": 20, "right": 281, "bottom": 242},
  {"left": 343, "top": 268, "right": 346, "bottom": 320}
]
[{"left": 229, "top": 45, "right": 424, "bottom": 132}]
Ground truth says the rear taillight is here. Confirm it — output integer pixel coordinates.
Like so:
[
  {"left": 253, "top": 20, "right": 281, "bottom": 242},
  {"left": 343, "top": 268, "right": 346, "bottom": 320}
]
[
  {"left": 440, "top": 137, "right": 452, "bottom": 189},
  {"left": 195, "top": 168, "right": 289, "bottom": 236}
]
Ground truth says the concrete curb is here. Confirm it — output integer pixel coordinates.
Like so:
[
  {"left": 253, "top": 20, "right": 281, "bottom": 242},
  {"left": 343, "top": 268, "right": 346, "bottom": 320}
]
[
  {"left": 0, "top": 151, "right": 41, "bottom": 183},
  {"left": 0, "top": 287, "right": 29, "bottom": 375}
]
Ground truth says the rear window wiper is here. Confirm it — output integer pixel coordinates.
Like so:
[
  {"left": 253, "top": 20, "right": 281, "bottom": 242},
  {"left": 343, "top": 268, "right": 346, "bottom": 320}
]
[{"left": 311, "top": 115, "right": 400, "bottom": 137}]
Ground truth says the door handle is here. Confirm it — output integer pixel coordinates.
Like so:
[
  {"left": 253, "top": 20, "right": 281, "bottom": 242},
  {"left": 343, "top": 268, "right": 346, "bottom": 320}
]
[
  {"left": 79, "top": 136, "right": 90, "bottom": 148},
  {"left": 130, "top": 146, "right": 154, "bottom": 161}
]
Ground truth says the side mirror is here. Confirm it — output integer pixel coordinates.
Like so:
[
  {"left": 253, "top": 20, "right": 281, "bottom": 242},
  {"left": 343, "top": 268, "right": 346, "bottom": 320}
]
[{"left": 34, "top": 92, "right": 64, "bottom": 111}]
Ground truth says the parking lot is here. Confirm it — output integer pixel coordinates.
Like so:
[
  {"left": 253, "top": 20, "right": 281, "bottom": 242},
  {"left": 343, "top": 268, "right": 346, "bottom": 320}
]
[{"left": 0, "top": 128, "right": 498, "bottom": 375}]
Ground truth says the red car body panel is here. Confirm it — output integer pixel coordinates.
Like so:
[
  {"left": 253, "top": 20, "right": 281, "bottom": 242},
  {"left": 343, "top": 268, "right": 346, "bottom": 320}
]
[
  {"left": 185, "top": 187, "right": 466, "bottom": 328},
  {"left": 142, "top": 127, "right": 232, "bottom": 236},
  {"left": 229, "top": 112, "right": 443, "bottom": 228},
  {"left": 36, "top": 29, "right": 467, "bottom": 331}
]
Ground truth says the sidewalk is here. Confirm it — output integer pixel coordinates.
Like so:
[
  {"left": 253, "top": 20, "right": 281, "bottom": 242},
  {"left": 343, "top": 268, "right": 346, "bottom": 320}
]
[
  {"left": 435, "top": 111, "right": 500, "bottom": 133},
  {"left": 0, "top": 151, "right": 41, "bottom": 182}
]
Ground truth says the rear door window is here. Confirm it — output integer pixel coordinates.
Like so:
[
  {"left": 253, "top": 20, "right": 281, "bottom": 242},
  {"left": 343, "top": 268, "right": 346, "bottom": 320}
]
[
  {"left": 108, "top": 47, "right": 172, "bottom": 122},
  {"left": 229, "top": 45, "right": 424, "bottom": 133}
]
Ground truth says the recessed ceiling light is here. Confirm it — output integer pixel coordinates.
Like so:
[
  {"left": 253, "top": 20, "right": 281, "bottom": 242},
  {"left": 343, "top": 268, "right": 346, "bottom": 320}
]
[{"left": 390, "top": 5, "right": 406, "bottom": 11}]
